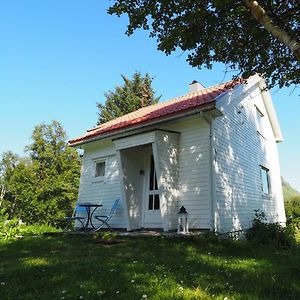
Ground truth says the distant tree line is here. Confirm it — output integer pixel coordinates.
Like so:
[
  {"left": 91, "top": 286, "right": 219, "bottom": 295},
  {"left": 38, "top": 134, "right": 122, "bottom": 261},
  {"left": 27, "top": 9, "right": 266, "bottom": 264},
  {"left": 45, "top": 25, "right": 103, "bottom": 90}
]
[{"left": 0, "top": 121, "right": 81, "bottom": 226}]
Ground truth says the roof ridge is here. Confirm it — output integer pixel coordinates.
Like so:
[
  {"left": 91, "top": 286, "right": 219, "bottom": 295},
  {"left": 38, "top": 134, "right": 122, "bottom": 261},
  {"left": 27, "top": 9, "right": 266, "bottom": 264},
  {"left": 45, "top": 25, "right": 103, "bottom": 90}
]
[
  {"left": 88, "top": 80, "right": 233, "bottom": 133},
  {"left": 69, "top": 78, "right": 245, "bottom": 145}
]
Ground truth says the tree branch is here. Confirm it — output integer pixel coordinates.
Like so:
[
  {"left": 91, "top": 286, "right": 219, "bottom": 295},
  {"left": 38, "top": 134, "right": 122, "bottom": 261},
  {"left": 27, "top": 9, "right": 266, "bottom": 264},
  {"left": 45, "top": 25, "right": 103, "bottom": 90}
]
[{"left": 244, "top": 0, "right": 300, "bottom": 63}]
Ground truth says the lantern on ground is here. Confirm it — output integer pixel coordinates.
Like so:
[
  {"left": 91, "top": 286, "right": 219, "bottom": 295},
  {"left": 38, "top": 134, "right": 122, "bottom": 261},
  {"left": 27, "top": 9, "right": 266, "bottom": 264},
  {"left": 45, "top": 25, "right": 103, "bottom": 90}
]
[{"left": 177, "top": 206, "right": 188, "bottom": 234}]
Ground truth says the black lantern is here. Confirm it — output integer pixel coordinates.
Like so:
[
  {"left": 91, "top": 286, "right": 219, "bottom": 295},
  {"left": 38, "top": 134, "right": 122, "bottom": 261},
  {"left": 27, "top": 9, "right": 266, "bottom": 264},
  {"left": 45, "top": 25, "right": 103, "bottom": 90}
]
[{"left": 177, "top": 206, "right": 189, "bottom": 234}]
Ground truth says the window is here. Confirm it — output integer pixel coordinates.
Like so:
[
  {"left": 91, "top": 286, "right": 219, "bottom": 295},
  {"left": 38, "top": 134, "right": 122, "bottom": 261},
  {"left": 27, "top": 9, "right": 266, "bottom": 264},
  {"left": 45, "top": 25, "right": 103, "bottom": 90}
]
[
  {"left": 94, "top": 161, "right": 106, "bottom": 178},
  {"left": 256, "top": 107, "right": 265, "bottom": 136},
  {"left": 148, "top": 155, "right": 160, "bottom": 210},
  {"left": 260, "top": 166, "right": 270, "bottom": 195}
]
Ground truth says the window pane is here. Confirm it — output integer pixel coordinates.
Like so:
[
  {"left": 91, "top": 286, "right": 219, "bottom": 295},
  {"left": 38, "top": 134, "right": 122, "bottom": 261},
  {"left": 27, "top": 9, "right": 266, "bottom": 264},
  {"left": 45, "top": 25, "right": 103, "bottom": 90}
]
[
  {"left": 154, "top": 172, "right": 158, "bottom": 190},
  {"left": 149, "top": 155, "right": 154, "bottom": 190},
  {"left": 148, "top": 195, "right": 153, "bottom": 210},
  {"left": 154, "top": 194, "right": 160, "bottom": 210},
  {"left": 95, "top": 161, "right": 105, "bottom": 177},
  {"left": 256, "top": 108, "right": 264, "bottom": 135},
  {"left": 261, "top": 167, "right": 270, "bottom": 194}
]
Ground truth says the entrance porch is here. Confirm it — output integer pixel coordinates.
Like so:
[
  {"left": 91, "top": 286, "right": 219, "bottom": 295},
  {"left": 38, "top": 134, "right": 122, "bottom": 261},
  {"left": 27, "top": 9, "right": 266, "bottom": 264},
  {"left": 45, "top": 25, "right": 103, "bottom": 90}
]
[{"left": 114, "top": 130, "right": 180, "bottom": 231}]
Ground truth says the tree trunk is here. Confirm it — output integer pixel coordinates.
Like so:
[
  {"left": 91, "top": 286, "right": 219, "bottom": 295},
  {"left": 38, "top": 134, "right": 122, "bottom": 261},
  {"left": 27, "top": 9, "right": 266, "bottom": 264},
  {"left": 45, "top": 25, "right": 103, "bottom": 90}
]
[
  {"left": 0, "top": 185, "right": 5, "bottom": 207},
  {"left": 244, "top": 0, "right": 300, "bottom": 63}
]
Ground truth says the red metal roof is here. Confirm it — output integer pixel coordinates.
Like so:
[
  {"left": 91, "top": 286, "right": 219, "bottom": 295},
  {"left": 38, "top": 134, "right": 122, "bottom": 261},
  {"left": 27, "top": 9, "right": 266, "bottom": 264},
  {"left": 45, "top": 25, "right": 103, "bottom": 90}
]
[{"left": 69, "top": 80, "right": 241, "bottom": 146}]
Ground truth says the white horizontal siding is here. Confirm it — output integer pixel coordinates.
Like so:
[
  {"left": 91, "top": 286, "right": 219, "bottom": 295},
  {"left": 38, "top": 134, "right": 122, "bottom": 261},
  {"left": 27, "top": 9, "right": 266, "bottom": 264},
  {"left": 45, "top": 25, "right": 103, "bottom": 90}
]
[
  {"left": 214, "top": 84, "right": 285, "bottom": 233},
  {"left": 114, "top": 132, "right": 155, "bottom": 150},
  {"left": 161, "top": 116, "right": 211, "bottom": 229},
  {"left": 78, "top": 140, "right": 125, "bottom": 228}
]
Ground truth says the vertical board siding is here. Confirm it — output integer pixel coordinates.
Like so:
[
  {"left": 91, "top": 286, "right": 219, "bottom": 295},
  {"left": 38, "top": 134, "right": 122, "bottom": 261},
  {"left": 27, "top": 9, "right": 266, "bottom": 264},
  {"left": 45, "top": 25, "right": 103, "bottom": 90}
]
[
  {"left": 78, "top": 141, "right": 125, "bottom": 228},
  {"left": 161, "top": 116, "right": 211, "bottom": 229},
  {"left": 214, "top": 85, "right": 285, "bottom": 233}
]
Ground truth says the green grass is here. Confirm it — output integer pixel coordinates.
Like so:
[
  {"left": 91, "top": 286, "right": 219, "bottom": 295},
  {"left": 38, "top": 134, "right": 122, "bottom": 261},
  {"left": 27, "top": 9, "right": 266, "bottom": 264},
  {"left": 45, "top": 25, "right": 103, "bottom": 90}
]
[{"left": 0, "top": 234, "right": 300, "bottom": 299}]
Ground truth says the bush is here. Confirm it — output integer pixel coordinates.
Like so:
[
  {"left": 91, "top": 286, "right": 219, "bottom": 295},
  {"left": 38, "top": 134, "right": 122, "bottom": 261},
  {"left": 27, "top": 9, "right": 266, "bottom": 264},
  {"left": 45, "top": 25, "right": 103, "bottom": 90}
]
[
  {"left": 246, "top": 209, "right": 294, "bottom": 249},
  {"left": 19, "top": 224, "right": 61, "bottom": 236},
  {"left": 285, "top": 196, "right": 300, "bottom": 219},
  {"left": 286, "top": 217, "right": 300, "bottom": 243},
  {"left": 0, "top": 208, "right": 23, "bottom": 241}
]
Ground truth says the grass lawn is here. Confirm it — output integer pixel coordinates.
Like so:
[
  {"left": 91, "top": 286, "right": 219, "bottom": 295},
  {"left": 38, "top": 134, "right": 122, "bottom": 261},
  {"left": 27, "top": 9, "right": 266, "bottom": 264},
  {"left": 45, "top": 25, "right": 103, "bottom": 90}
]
[{"left": 0, "top": 233, "right": 299, "bottom": 300}]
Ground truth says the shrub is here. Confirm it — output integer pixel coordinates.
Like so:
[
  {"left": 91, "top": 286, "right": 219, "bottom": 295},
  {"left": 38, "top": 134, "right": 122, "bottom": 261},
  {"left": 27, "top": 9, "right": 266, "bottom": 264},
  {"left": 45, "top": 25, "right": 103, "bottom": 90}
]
[
  {"left": 246, "top": 209, "right": 294, "bottom": 249},
  {"left": 285, "top": 196, "right": 300, "bottom": 219},
  {"left": 19, "top": 224, "right": 61, "bottom": 236},
  {"left": 286, "top": 217, "right": 300, "bottom": 243},
  {"left": 0, "top": 208, "right": 23, "bottom": 240},
  {"left": 102, "top": 231, "right": 118, "bottom": 241}
]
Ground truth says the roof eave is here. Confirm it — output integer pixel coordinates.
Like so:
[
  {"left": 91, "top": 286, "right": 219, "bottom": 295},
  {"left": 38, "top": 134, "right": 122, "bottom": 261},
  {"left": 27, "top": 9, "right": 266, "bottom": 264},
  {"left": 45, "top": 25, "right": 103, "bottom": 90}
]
[
  {"left": 257, "top": 78, "right": 284, "bottom": 143},
  {"left": 69, "top": 102, "right": 219, "bottom": 147}
]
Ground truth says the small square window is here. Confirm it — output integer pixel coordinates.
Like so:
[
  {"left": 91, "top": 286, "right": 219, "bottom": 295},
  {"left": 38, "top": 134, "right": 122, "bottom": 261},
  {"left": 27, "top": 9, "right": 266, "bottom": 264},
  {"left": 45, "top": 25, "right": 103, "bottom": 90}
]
[
  {"left": 95, "top": 161, "right": 106, "bottom": 177},
  {"left": 260, "top": 166, "right": 270, "bottom": 195}
]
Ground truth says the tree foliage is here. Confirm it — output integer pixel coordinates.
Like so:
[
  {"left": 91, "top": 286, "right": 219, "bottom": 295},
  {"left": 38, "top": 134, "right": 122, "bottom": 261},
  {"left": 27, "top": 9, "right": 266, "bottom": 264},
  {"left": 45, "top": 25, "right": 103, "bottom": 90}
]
[
  {"left": 0, "top": 121, "right": 81, "bottom": 226},
  {"left": 285, "top": 196, "right": 300, "bottom": 219},
  {"left": 108, "top": 1, "right": 300, "bottom": 88},
  {"left": 97, "top": 72, "right": 160, "bottom": 124}
]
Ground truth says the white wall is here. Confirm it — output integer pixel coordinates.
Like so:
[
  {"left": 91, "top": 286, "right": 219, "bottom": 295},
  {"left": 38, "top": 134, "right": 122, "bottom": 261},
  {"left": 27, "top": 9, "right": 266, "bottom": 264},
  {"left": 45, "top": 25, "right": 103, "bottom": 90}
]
[
  {"left": 154, "top": 131, "right": 179, "bottom": 230},
  {"left": 79, "top": 140, "right": 125, "bottom": 228},
  {"left": 213, "top": 83, "right": 286, "bottom": 233},
  {"left": 78, "top": 116, "right": 212, "bottom": 231},
  {"left": 161, "top": 116, "right": 212, "bottom": 229},
  {"left": 119, "top": 147, "right": 147, "bottom": 230}
]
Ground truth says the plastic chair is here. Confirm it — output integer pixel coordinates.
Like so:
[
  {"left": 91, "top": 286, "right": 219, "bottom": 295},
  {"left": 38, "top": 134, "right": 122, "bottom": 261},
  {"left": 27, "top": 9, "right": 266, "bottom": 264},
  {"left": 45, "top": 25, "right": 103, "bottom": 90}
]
[
  {"left": 64, "top": 205, "right": 87, "bottom": 231},
  {"left": 94, "top": 199, "right": 120, "bottom": 231}
]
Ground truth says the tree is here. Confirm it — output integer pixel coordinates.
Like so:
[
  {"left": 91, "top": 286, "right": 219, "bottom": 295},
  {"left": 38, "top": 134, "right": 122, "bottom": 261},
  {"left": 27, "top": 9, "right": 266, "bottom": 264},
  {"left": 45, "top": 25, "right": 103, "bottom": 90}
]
[
  {"left": 24, "top": 121, "right": 81, "bottom": 225},
  {"left": 97, "top": 72, "right": 161, "bottom": 124},
  {"left": 0, "top": 151, "right": 19, "bottom": 209},
  {"left": 108, "top": 1, "right": 300, "bottom": 88},
  {"left": 0, "top": 121, "right": 81, "bottom": 226},
  {"left": 285, "top": 196, "right": 300, "bottom": 220}
]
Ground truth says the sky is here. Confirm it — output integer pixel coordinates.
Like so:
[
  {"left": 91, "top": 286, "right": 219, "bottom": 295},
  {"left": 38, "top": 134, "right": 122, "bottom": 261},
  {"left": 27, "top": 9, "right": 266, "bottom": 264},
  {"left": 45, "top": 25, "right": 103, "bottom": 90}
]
[{"left": 0, "top": 1, "right": 299, "bottom": 191}]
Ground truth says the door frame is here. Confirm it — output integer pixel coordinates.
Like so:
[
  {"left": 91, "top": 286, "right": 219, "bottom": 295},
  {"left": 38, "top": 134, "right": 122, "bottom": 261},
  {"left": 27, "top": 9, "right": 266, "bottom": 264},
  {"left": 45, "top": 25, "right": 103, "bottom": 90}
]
[{"left": 142, "top": 148, "right": 162, "bottom": 228}]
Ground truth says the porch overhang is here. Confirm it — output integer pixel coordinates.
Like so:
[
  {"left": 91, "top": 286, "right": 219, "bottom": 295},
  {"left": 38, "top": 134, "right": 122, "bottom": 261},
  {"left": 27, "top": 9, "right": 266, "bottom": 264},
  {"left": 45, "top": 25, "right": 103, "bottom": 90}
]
[{"left": 114, "top": 130, "right": 180, "bottom": 232}]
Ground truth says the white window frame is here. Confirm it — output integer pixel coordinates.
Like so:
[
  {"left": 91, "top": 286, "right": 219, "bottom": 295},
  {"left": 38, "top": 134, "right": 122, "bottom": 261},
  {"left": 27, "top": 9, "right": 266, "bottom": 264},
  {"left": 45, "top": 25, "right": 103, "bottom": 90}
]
[
  {"left": 260, "top": 165, "right": 271, "bottom": 196},
  {"left": 255, "top": 106, "right": 265, "bottom": 138},
  {"left": 93, "top": 158, "right": 107, "bottom": 181}
]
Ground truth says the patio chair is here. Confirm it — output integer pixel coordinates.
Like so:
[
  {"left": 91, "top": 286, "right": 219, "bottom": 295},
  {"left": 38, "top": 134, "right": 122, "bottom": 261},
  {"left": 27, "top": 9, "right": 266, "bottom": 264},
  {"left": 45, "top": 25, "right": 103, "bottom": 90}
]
[
  {"left": 64, "top": 205, "right": 87, "bottom": 231},
  {"left": 94, "top": 199, "right": 120, "bottom": 231}
]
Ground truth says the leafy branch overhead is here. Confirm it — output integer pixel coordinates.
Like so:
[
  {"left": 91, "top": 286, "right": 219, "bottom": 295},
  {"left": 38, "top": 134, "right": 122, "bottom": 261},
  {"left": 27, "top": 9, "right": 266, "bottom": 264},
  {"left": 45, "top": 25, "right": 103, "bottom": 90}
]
[
  {"left": 97, "top": 72, "right": 160, "bottom": 125},
  {"left": 108, "top": 0, "right": 300, "bottom": 88}
]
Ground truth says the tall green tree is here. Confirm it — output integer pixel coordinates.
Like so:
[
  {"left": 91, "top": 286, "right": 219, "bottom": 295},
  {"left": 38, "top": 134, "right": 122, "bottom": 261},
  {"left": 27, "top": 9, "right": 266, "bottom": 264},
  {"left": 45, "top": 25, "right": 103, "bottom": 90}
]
[
  {"left": 97, "top": 72, "right": 161, "bottom": 124},
  {"left": 0, "top": 121, "right": 81, "bottom": 226},
  {"left": 108, "top": 1, "right": 300, "bottom": 88},
  {"left": 25, "top": 121, "right": 81, "bottom": 225}
]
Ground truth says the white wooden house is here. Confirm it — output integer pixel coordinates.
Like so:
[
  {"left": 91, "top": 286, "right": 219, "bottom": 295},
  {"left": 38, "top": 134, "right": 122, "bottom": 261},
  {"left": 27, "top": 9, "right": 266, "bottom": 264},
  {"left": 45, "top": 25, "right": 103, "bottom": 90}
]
[{"left": 69, "top": 74, "right": 286, "bottom": 233}]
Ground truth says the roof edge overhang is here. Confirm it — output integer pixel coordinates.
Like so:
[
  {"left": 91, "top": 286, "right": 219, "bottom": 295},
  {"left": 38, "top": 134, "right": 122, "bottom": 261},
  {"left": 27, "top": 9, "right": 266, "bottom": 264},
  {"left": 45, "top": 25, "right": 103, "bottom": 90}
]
[
  {"left": 69, "top": 102, "right": 220, "bottom": 147},
  {"left": 257, "top": 78, "right": 284, "bottom": 143},
  {"left": 213, "top": 74, "right": 283, "bottom": 143}
]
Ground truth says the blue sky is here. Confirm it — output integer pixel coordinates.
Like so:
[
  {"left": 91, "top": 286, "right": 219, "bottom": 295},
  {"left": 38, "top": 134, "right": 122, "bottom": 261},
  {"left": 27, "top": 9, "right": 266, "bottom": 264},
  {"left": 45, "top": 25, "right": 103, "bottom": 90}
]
[{"left": 0, "top": 1, "right": 299, "bottom": 191}]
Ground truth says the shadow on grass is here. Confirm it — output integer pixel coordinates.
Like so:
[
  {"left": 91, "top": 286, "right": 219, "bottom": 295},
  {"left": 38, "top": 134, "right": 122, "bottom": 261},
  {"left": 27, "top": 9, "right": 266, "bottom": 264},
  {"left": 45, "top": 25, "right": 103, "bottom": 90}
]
[{"left": 0, "top": 234, "right": 300, "bottom": 299}]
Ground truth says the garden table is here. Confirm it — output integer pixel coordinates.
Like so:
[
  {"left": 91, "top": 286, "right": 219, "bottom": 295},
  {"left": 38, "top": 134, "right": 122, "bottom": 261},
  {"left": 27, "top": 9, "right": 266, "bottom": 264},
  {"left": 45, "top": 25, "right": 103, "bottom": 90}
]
[{"left": 78, "top": 203, "right": 103, "bottom": 230}]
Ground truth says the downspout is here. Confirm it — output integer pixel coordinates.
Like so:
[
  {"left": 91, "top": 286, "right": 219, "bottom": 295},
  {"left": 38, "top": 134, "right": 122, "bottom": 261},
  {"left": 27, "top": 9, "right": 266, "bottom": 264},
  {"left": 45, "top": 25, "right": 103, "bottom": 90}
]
[
  {"left": 204, "top": 115, "right": 216, "bottom": 232},
  {"left": 210, "top": 119, "right": 217, "bottom": 233}
]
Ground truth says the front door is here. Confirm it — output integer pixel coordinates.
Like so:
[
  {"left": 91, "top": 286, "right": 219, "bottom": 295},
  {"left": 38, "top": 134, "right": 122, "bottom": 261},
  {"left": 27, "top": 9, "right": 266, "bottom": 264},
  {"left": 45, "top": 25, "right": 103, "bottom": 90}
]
[{"left": 143, "top": 153, "right": 162, "bottom": 228}]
